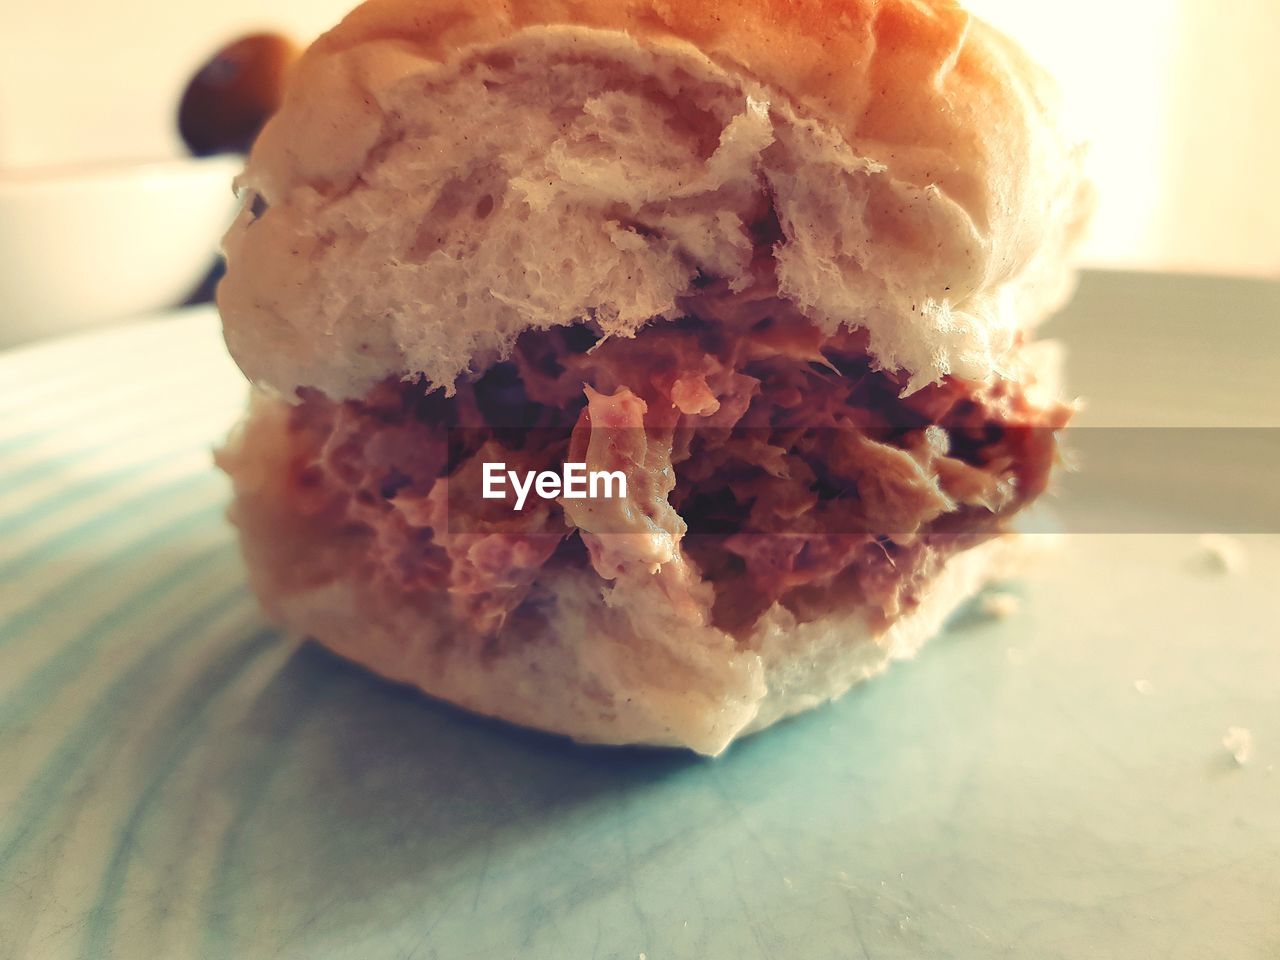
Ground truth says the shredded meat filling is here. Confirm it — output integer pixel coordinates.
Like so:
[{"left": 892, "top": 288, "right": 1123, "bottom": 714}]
[{"left": 283, "top": 310, "right": 1068, "bottom": 639}]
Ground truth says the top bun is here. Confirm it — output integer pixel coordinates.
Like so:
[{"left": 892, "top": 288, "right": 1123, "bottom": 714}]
[{"left": 219, "top": 0, "right": 1091, "bottom": 400}]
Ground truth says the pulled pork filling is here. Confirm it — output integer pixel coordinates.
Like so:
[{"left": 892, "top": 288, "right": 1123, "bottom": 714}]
[{"left": 282, "top": 304, "right": 1068, "bottom": 640}]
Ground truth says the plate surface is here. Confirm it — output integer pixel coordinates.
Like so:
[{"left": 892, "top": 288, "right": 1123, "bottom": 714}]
[{"left": 1, "top": 273, "right": 1278, "bottom": 960}]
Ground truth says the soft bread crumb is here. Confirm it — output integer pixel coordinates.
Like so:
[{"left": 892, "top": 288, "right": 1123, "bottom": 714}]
[
  {"left": 981, "top": 591, "right": 1021, "bottom": 619},
  {"left": 1223, "top": 726, "right": 1253, "bottom": 766},
  {"left": 223, "top": 17, "right": 1090, "bottom": 401},
  {"left": 1133, "top": 679, "right": 1152, "bottom": 695},
  {"left": 1197, "top": 534, "right": 1248, "bottom": 575}
]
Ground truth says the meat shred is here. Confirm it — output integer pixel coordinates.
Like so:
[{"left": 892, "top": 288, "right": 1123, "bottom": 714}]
[{"left": 282, "top": 309, "right": 1068, "bottom": 637}]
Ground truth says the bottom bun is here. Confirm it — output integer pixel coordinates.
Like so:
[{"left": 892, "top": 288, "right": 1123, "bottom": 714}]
[{"left": 218, "top": 394, "right": 1024, "bottom": 756}]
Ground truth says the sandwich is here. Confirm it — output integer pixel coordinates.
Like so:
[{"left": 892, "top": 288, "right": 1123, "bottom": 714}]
[{"left": 215, "top": 0, "right": 1091, "bottom": 755}]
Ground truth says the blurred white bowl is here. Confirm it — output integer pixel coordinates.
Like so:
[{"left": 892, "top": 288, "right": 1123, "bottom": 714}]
[{"left": 0, "top": 154, "right": 242, "bottom": 348}]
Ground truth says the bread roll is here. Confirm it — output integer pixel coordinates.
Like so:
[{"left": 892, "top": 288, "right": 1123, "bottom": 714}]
[{"left": 216, "top": 0, "right": 1089, "bottom": 754}]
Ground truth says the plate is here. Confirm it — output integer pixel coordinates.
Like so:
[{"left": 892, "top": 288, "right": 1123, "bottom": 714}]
[{"left": 1, "top": 273, "right": 1278, "bottom": 960}]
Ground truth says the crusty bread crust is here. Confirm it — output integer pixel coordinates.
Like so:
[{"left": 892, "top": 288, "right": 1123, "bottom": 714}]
[
  {"left": 218, "top": 392, "right": 1021, "bottom": 755},
  {"left": 219, "top": 0, "right": 1090, "bottom": 399},
  {"left": 263, "top": 0, "right": 1079, "bottom": 257}
]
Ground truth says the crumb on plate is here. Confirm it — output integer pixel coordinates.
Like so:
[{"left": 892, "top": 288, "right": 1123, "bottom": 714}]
[
  {"left": 1197, "top": 534, "right": 1248, "bottom": 575},
  {"left": 1223, "top": 726, "right": 1253, "bottom": 766},
  {"left": 981, "top": 591, "right": 1021, "bottom": 619}
]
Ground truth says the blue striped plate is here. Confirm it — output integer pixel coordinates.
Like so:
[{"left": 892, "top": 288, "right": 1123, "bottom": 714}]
[{"left": 1, "top": 290, "right": 1278, "bottom": 960}]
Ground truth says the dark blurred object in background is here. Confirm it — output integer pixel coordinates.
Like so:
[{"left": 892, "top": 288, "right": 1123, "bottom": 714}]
[{"left": 179, "top": 33, "right": 298, "bottom": 157}]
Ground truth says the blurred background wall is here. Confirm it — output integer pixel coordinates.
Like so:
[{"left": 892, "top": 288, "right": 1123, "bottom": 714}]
[
  {"left": 967, "top": 0, "right": 1280, "bottom": 277},
  {"left": 2, "top": 0, "right": 1277, "bottom": 276}
]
